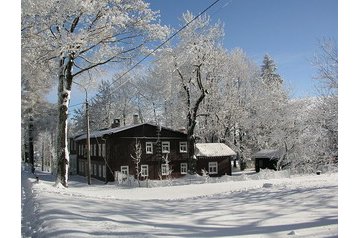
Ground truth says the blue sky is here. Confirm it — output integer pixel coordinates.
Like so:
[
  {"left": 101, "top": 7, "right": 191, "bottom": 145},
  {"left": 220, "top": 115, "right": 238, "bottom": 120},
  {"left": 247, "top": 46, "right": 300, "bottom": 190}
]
[
  {"left": 53, "top": 0, "right": 338, "bottom": 113},
  {"left": 147, "top": 0, "right": 338, "bottom": 98}
]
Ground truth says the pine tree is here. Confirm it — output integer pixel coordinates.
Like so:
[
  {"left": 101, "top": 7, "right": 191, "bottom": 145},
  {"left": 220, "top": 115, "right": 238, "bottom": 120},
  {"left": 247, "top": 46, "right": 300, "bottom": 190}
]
[{"left": 260, "top": 54, "right": 283, "bottom": 86}]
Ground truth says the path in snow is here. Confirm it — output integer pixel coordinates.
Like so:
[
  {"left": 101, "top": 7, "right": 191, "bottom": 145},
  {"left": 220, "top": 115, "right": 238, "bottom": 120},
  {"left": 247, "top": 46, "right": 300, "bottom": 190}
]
[{"left": 22, "top": 167, "right": 338, "bottom": 237}]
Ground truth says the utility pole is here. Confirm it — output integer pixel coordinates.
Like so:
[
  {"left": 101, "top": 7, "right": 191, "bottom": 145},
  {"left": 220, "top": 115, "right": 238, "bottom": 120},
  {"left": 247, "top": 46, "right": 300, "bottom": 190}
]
[
  {"left": 86, "top": 93, "right": 91, "bottom": 185},
  {"left": 73, "top": 80, "right": 91, "bottom": 185},
  {"left": 29, "top": 116, "right": 34, "bottom": 173},
  {"left": 41, "top": 140, "right": 44, "bottom": 171}
]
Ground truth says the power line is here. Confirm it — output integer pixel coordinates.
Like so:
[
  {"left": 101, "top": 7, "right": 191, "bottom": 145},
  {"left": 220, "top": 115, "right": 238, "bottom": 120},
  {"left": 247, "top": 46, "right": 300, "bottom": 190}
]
[
  {"left": 84, "top": 0, "right": 222, "bottom": 104},
  {"left": 69, "top": 102, "right": 85, "bottom": 108}
]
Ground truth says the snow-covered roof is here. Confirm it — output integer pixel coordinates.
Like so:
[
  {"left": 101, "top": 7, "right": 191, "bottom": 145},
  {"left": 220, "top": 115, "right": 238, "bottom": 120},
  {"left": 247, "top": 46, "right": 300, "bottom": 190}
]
[
  {"left": 195, "top": 143, "right": 236, "bottom": 157},
  {"left": 74, "top": 123, "right": 186, "bottom": 141},
  {"left": 252, "top": 148, "right": 285, "bottom": 159},
  {"left": 75, "top": 124, "right": 141, "bottom": 141}
]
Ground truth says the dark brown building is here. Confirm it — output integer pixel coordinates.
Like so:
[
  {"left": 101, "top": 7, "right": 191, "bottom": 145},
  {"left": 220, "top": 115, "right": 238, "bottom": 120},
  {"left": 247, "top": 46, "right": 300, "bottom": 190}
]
[
  {"left": 194, "top": 143, "right": 236, "bottom": 176},
  {"left": 74, "top": 121, "right": 191, "bottom": 181},
  {"left": 253, "top": 149, "right": 285, "bottom": 172}
]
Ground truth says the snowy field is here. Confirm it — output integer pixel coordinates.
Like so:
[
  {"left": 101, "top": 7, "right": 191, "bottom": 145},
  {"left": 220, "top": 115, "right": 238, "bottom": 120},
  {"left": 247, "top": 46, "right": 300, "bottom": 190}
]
[{"left": 21, "top": 165, "right": 337, "bottom": 238}]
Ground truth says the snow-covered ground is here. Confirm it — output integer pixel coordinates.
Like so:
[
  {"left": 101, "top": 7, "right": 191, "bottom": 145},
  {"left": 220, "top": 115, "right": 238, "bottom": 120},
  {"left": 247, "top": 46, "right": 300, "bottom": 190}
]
[{"left": 21, "top": 165, "right": 337, "bottom": 237}]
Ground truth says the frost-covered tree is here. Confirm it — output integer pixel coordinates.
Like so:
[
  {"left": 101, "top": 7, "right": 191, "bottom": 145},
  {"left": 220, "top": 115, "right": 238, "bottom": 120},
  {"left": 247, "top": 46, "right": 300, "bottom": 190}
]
[
  {"left": 151, "top": 12, "right": 225, "bottom": 173},
  {"left": 255, "top": 54, "right": 288, "bottom": 148},
  {"left": 72, "top": 71, "right": 142, "bottom": 133},
  {"left": 311, "top": 38, "right": 338, "bottom": 164},
  {"left": 89, "top": 80, "right": 115, "bottom": 130},
  {"left": 130, "top": 140, "right": 142, "bottom": 186},
  {"left": 282, "top": 97, "right": 336, "bottom": 173},
  {"left": 22, "top": 0, "right": 169, "bottom": 187}
]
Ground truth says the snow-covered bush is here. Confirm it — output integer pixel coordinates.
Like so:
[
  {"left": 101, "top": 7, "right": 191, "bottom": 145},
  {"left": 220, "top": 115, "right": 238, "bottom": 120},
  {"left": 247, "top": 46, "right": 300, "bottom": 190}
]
[{"left": 201, "top": 169, "right": 209, "bottom": 183}]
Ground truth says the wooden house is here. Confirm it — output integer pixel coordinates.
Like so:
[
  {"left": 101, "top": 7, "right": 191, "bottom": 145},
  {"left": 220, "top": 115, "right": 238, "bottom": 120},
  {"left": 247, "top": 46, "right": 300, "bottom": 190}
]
[
  {"left": 74, "top": 119, "right": 191, "bottom": 182},
  {"left": 194, "top": 143, "right": 236, "bottom": 176},
  {"left": 68, "top": 137, "right": 78, "bottom": 175},
  {"left": 253, "top": 149, "right": 285, "bottom": 172}
]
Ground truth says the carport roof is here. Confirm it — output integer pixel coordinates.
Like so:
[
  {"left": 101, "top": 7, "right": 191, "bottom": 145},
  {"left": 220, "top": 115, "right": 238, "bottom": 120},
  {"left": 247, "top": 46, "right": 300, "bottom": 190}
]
[{"left": 252, "top": 148, "right": 285, "bottom": 159}]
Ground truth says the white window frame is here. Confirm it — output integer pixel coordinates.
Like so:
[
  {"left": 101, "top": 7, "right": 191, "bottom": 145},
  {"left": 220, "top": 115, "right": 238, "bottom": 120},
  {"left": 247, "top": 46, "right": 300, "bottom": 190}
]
[
  {"left": 121, "top": 166, "right": 129, "bottom": 175},
  {"left": 94, "top": 144, "right": 97, "bottom": 156},
  {"left": 161, "top": 164, "right": 169, "bottom": 175},
  {"left": 146, "top": 142, "right": 153, "bottom": 154},
  {"left": 180, "top": 163, "right": 188, "bottom": 174},
  {"left": 90, "top": 144, "right": 93, "bottom": 156},
  {"left": 162, "top": 141, "right": 170, "bottom": 153},
  {"left": 208, "top": 162, "right": 218, "bottom": 175},
  {"left": 179, "top": 142, "right": 188, "bottom": 153},
  {"left": 141, "top": 164, "right": 149, "bottom": 177}
]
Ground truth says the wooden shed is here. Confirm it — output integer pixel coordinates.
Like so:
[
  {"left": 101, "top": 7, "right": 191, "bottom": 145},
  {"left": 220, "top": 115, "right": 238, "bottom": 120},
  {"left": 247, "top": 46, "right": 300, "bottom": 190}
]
[
  {"left": 253, "top": 149, "right": 285, "bottom": 172},
  {"left": 195, "top": 143, "right": 236, "bottom": 176},
  {"left": 74, "top": 120, "right": 191, "bottom": 182}
]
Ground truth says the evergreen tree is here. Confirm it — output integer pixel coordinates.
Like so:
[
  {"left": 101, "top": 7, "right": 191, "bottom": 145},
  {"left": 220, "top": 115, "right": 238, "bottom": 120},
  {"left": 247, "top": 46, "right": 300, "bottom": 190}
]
[{"left": 260, "top": 54, "right": 283, "bottom": 86}]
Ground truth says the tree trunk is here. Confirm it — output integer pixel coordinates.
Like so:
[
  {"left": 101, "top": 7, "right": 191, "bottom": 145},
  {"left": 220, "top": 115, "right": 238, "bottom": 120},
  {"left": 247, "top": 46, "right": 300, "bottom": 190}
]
[
  {"left": 56, "top": 55, "right": 73, "bottom": 187},
  {"left": 186, "top": 66, "right": 206, "bottom": 174}
]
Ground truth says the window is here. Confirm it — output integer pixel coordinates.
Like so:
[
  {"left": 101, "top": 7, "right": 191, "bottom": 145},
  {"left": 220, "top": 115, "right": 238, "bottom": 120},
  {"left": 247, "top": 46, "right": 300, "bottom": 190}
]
[
  {"left": 161, "top": 164, "right": 169, "bottom": 175},
  {"left": 141, "top": 165, "right": 149, "bottom": 177},
  {"left": 121, "top": 166, "right": 129, "bottom": 175},
  {"left": 99, "top": 165, "right": 102, "bottom": 177},
  {"left": 98, "top": 144, "right": 102, "bottom": 157},
  {"left": 93, "top": 144, "right": 97, "bottom": 156},
  {"left": 94, "top": 164, "right": 97, "bottom": 176},
  {"left": 102, "top": 144, "right": 106, "bottom": 157},
  {"left": 102, "top": 165, "right": 106, "bottom": 178},
  {"left": 179, "top": 142, "right": 188, "bottom": 153},
  {"left": 180, "top": 163, "right": 188, "bottom": 174},
  {"left": 84, "top": 145, "right": 88, "bottom": 158},
  {"left": 146, "top": 142, "right": 153, "bottom": 154},
  {"left": 208, "top": 162, "right": 218, "bottom": 175},
  {"left": 90, "top": 144, "right": 93, "bottom": 156},
  {"left": 162, "top": 141, "right": 170, "bottom": 153}
]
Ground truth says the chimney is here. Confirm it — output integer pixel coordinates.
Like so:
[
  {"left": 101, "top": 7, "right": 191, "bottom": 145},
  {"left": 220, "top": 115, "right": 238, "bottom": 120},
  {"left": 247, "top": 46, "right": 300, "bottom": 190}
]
[
  {"left": 133, "top": 114, "right": 140, "bottom": 125},
  {"left": 178, "top": 127, "right": 186, "bottom": 134},
  {"left": 111, "top": 119, "right": 120, "bottom": 128}
]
